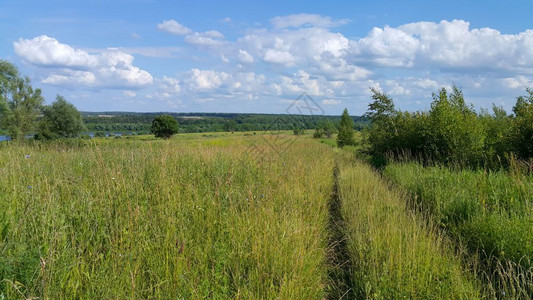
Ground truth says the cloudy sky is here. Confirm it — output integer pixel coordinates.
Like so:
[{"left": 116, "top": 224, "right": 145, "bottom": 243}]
[{"left": 1, "top": 0, "right": 532, "bottom": 115}]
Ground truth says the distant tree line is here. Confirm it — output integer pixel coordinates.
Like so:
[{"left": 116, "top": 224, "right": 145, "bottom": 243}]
[
  {"left": 364, "top": 85, "right": 533, "bottom": 169},
  {"left": 82, "top": 112, "right": 368, "bottom": 134}
]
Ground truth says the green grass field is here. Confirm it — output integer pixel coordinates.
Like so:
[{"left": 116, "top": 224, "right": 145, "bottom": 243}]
[
  {"left": 0, "top": 133, "right": 530, "bottom": 298},
  {"left": 384, "top": 162, "right": 533, "bottom": 298}
]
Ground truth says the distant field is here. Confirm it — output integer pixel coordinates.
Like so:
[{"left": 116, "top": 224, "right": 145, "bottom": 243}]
[{"left": 1, "top": 132, "right": 529, "bottom": 298}]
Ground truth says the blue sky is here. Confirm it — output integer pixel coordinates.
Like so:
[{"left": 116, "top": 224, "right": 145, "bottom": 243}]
[{"left": 1, "top": 0, "right": 532, "bottom": 115}]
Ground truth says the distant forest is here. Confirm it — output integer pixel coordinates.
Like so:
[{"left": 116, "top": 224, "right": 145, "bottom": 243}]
[{"left": 81, "top": 112, "right": 368, "bottom": 134}]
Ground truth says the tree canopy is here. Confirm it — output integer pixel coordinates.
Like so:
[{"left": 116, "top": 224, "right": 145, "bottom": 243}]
[
  {"left": 37, "top": 95, "right": 86, "bottom": 139},
  {"left": 151, "top": 115, "right": 179, "bottom": 139},
  {"left": 0, "top": 60, "right": 44, "bottom": 140}
]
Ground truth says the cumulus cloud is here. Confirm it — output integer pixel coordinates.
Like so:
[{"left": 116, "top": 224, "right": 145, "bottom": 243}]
[
  {"left": 14, "top": 35, "right": 97, "bottom": 69},
  {"left": 263, "top": 49, "right": 295, "bottom": 66},
  {"left": 187, "top": 69, "right": 230, "bottom": 90},
  {"left": 185, "top": 31, "right": 225, "bottom": 47},
  {"left": 157, "top": 19, "right": 192, "bottom": 35},
  {"left": 237, "top": 49, "right": 254, "bottom": 63},
  {"left": 14, "top": 35, "right": 153, "bottom": 89},
  {"left": 351, "top": 20, "right": 533, "bottom": 73},
  {"left": 270, "top": 14, "right": 349, "bottom": 29}
]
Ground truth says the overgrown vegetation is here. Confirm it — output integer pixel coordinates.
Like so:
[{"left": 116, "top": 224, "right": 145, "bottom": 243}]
[
  {"left": 336, "top": 152, "right": 481, "bottom": 298},
  {"left": 384, "top": 162, "right": 533, "bottom": 297},
  {"left": 362, "top": 85, "right": 533, "bottom": 297},
  {"left": 364, "top": 85, "right": 533, "bottom": 168},
  {"left": 0, "top": 135, "right": 335, "bottom": 299}
]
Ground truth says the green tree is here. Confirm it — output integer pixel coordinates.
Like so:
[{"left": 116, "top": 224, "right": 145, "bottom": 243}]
[
  {"left": 426, "top": 86, "right": 485, "bottom": 165},
  {"left": 37, "top": 95, "right": 86, "bottom": 139},
  {"left": 365, "top": 88, "right": 399, "bottom": 156},
  {"left": 151, "top": 115, "right": 179, "bottom": 139},
  {"left": 508, "top": 88, "right": 533, "bottom": 160},
  {"left": 0, "top": 60, "right": 44, "bottom": 140},
  {"left": 337, "top": 108, "right": 356, "bottom": 147},
  {"left": 365, "top": 87, "right": 396, "bottom": 123}
]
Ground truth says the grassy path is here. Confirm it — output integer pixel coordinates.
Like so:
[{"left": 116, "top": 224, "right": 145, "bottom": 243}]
[
  {"left": 334, "top": 152, "right": 481, "bottom": 299},
  {"left": 0, "top": 135, "right": 488, "bottom": 298}
]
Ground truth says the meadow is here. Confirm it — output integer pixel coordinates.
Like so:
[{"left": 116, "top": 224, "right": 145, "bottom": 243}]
[
  {"left": 384, "top": 162, "right": 533, "bottom": 297},
  {"left": 0, "top": 132, "right": 530, "bottom": 299}
]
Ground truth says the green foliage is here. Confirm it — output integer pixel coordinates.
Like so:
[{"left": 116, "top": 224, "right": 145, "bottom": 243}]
[
  {"left": 384, "top": 162, "right": 533, "bottom": 297},
  {"left": 337, "top": 153, "right": 481, "bottom": 299},
  {"left": 313, "top": 120, "right": 336, "bottom": 139},
  {"left": 365, "top": 85, "right": 532, "bottom": 168},
  {"left": 37, "top": 95, "right": 86, "bottom": 140},
  {"left": 336, "top": 108, "right": 356, "bottom": 147},
  {"left": 151, "top": 115, "right": 179, "bottom": 139},
  {"left": 426, "top": 86, "right": 485, "bottom": 165},
  {"left": 508, "top": 88, "right": 533, "bottom": 160},
  {"left": 0, "top": 60, "right": 44, "bottom": 140},
  {"left": 82, "top": 112, "right": 368, "bottom": 134},
  {"left": 293, "top": 126, "right": 305, "bottom": 135}
]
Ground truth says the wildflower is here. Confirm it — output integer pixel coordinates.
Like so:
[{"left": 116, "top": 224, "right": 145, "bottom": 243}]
[
  {"left": 111, "top": 177, "right": 115, "bottom": 180},
  {"left": 25, "top": 155, "right": 30, "bottom": 159},
  {"left": 27, "top": 186, "right": 32, "bottom": 190}
]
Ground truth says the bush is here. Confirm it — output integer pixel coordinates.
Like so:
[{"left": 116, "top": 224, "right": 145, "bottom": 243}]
[
  {"left": 37, "top": 95, "right": 86, "bottom": 139},
  {"left": 151, "top": 115, "right": 179, "bottom": 139}
]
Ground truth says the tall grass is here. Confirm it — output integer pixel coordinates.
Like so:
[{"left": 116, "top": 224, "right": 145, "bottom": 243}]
[
  {"left": 336, "top": 153, "right": 481, "bottom": 299},
  {"left": 384, "top": 162, "right": 533, "bottom": 297},
  {"left": 0, "top": 135, "right": 335, "bottom": 299}
]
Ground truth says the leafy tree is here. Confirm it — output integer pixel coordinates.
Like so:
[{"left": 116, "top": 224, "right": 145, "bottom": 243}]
[
  {"left": 151, "top": 115, "right": 179, "bottom": 139},
  {"left": 337, "top": 108, "right": 356, "bottom": 147},
  {"left": 0, "top": 60, "right": 44, "bottom": 140},
  {"left": 508, "top": 88, "right": 533, "bottom": 160},
  {"left": 426, "top": 86, "right": 485, "bottom": 165},
  {"left": 37, "top": 95, "right": 86, "bottom": 139},
  {"left": 365, "top": 87, "right": 396, "bottom": 123},
  {"left": 365, "top": 88, "right": 399, "bottom": 156}
]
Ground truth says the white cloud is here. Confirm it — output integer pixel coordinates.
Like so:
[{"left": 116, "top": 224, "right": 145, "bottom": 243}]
[
  {"left": 270, "top": 14, "right": 349, "bottom": 29},
  {"left": 187, "top": 69, "right": 230, "bottom": 90},
  {"left": 157, "top": 19, "right": 192, "bottom": 35},
  {"left": 185, "top": 32, "right": 225, "bottom": 47},
  {"left": 237, "top": 49, "right": 254, "bottom": 63},
  {"left": 322, "top": 99, "right": 341, "bottom": 105},
  {"left": 412, "top": 78, "right": 439, "bottom": 90},
  {"left": 14, "top": 35, "right": 97, "bottom": 68},
  {"left": 14, "top": 35, "right": 153, "bottom": 89},
  {"left": 201, "top": 30, "right": 224, "bottom": 39},
  {"left": 351, "top": 20, "right": 533, "bottom": 72},
  {"left": 221, "top": 17, "right": 232, "bottom": 23},
  {"left": 263, "top": 49, "right": 295, "bottom": 66},
  {"left": 503, "top": 75, "right": 533, "bottom": 89}
]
